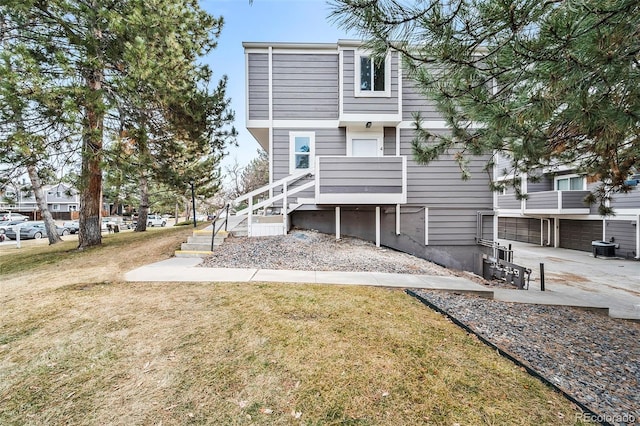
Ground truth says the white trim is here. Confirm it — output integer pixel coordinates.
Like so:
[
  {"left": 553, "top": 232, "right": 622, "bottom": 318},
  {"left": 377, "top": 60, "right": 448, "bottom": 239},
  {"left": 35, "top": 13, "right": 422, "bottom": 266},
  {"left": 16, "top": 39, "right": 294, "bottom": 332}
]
[
  {"left": 249, "top": 119, "right": 341, "bottom": 129},
  {"left": 339, "top": 114, "right": 401, "bottom": 126},
  {"left": 424, "top": 207, "right": 429, "bottom": 245},
  {"left": 268, "top": 46, "right": 273, "bottom": 122},
  {"left": 317, "top": 193, "right": 405, "bottom": 204},
  {"left": 397, "top": 52, "right": 403, "bottom": 119},
  {"left": 268, "top": 128, "right": 273, "bottom": 197},
  {"left": 636, "top": 214, "right": 640, "bottom": 260},
  {"left": 336, "top": 206, "right": 341, "bottom": 240},
  {"left": 354, "top": 49, "right": 391, "bottom": 98},
  {"left": 244, "top": 50, "right": 249, "bottom": 124},
  {"left": 602, "top": 218, "right": 607, "bottom": 241},
  {"left": 289, "top": 131, "right": 315, "bottom": 174},
  {"left": 273, "top": 119, "right": 340, "bottom": 128},
  {"left": 346, "top": 128, "right": 383, "bottom": 157},
  {"left": 396, "top": 204, "right": 401, "bottom": 235},
  {"left": 554, "top": 217, "right": 559, "bottom": 248},
  {"left": 398, "top": 120, "right": 448, "bottom": 129},
  {"left": 522, "top": 209, "right": 591, "bottom": 215},
  {"left": 375, "top": 206, "right": 381, "bottom": 247},
  {"left": 271, "top": 48, "right": 338, "bottom": 55},
  {"left": 401, "top": 156, "right": 408, "bottom": 203},
  {"left": 243, "top": 41, "right": 338, "bottom": 50},
  {"left": 339, "top": 50, "right": 344, "bottom": 118}
]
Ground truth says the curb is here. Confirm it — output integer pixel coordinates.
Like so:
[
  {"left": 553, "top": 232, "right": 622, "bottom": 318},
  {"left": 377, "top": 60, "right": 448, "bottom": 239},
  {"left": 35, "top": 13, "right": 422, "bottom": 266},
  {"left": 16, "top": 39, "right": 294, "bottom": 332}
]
[{"left": 405, "top": 289, "right": 612, "bottom": 426}]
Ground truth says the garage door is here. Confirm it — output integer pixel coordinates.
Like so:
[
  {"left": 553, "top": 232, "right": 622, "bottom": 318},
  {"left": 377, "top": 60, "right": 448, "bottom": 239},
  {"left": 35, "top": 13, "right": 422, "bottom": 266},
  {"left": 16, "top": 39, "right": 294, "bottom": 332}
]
[
  {"left": 498, "top": 217, "right": 541, "bottom": 244},
  {"left": 559, "top": 220, "right": 602, "bottom": 252}
]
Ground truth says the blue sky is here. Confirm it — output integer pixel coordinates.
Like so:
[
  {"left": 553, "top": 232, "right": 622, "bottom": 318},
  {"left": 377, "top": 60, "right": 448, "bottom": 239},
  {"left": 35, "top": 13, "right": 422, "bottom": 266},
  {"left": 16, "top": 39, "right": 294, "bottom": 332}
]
[{"left": 201, "top": 0, "right": 354, "bottom": 170}]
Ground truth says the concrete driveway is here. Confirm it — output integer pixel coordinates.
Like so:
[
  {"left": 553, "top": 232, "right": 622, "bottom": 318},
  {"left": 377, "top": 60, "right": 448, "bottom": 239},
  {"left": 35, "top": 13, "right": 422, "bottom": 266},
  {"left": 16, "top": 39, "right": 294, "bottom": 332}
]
[{"left": 498, "top": 240, "right": 640, "bottom": 320}]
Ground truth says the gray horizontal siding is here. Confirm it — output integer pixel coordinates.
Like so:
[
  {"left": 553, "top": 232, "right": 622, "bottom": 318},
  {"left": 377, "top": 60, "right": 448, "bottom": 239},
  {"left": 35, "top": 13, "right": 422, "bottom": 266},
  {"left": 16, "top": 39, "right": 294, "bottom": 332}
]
[
  {"left": 402, "top": 75, "right": 441, "bottom": 120},
  {"left": 526, "top": 192, "right": 558, "bottom": 209},
  {"left": 561, "top": 191, "right": 590, "bottom": 209},
  {"left": 429, "top": 209, "right": 481, "bottom": 245},
  {"left": 611, "top": 188, "right": 640, "bottom": 209},
  {"left": 318, "top": 157, "right": 403, "bottom": 192},
  {"left": 272, "top": 128, "right": 346, "bottom": 182},
  {"left": 497, "top": 194, "right": 520, "bottom": 209},
  {"left": 342, "top": 50, "right": 399, "bottom": 114},
  {"left": 384, "top": 127, "right": 396, "bottom": 156},
  {"left": 605, "top": 220, "right": 637, "bottom": 258},
  {"left": 401, "top": 129, "right": 493, "bottom": 207},
  {"left": 494, "top": 153, "right": 513, "bottom": 176},
  {"left": 527, "top": 172, "right": 553, "bottom": 192},
  {"left": 248, "top": 53, "right": 269, "bottom": 120},
  {"left": 272, "top": 53, "right": 339, "bottom": 120}
]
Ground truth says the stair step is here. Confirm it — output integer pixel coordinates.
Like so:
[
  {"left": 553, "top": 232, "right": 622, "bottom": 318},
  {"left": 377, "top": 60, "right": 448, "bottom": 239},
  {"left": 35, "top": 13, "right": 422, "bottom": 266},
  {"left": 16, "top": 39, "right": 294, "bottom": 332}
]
[
  {"left": 187, "top": 236, "right": 226, "bottom": 244},
  {"left": 181, "top": 242, "right": 222, "bottom": 251},
  {"left": 174, "top": 250, "right": 212, "bottom": 258}
]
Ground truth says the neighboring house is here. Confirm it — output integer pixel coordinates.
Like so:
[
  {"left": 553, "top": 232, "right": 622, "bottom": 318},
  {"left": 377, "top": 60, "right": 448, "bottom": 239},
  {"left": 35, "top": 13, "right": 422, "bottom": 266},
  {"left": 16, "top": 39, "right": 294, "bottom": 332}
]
[
  {"left": 237, "top": 40, "right": 496, "bottom": 273},
  {"left": 495, "top": 154, "right": 640, "bottom": 259},
  {"left": 0, "top": 182, "right": 80, "bottom": 220}
]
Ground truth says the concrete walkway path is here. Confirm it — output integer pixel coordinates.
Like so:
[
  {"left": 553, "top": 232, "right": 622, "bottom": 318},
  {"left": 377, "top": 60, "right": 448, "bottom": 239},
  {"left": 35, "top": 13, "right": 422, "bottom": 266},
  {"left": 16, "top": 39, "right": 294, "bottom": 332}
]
[
  {"left": 124, "top": 257, "right": 491, "bottom": 293},
  {"left": 124, "top": 256, "right": 640, "bottom": 320}
]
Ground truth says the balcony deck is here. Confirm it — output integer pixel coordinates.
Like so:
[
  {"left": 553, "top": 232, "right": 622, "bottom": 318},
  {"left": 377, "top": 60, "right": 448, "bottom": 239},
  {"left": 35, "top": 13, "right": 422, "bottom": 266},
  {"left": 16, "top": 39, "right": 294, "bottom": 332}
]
[
  {"left": 315, "top": 156, "right": 407, "bottom": 204},
  {"left": 498, "top": 190, "right": 591, "bottom": 214}
]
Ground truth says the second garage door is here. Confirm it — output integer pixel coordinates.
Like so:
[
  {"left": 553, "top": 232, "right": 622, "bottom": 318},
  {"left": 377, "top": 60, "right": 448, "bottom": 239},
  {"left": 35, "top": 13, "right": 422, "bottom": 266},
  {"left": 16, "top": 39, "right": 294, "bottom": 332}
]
[{"left": 559, "top": 219, "right": 602, "bottom": 252}]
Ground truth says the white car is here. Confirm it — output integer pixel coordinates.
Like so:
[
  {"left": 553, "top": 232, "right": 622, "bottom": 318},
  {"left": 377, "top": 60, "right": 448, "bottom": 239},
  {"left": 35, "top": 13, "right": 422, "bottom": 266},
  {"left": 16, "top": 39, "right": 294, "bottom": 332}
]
[{"left": 147, "top": 214, "right": 167, "bottom": 227}]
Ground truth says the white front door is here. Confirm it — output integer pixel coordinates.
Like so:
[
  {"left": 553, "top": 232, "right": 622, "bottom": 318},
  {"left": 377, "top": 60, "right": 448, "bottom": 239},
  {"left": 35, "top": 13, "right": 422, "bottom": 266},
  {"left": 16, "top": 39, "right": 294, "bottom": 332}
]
[
  {"left": 351, "top": 138, "right": 380, "bottom": 157},
  {"left": 347, "top": 129, "right": 383, "bottom": 157}
]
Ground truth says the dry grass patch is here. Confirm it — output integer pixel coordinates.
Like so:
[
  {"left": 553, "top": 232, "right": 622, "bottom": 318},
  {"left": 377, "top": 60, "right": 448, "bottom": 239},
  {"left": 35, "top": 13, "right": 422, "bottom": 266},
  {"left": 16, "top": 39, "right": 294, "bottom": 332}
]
[{"left": 0, "top": 229, "right": 590, "bottom": 425}]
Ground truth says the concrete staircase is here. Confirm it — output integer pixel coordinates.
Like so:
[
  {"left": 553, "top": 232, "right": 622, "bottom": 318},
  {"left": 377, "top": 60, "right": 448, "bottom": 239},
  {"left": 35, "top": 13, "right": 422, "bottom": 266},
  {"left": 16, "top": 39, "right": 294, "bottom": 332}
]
[
  {"left": 174, "top": 229, "right": 229, "bottom": 258},
  {"left": 231, "top": 217, "right": 248, "bottom": 237}
]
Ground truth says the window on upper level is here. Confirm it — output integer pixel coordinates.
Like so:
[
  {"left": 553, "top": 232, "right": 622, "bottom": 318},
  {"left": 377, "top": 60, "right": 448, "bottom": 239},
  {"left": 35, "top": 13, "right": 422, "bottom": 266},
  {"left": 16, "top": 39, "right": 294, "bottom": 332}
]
[
  {"left": 355, "top": 52, "right": 391, "bottom": 97},
  {"left": 289, "top": 132, "right": 315, "bottom": 173},
  {"left": 555, "top": 175, "right": 585, "bottom": 191}
]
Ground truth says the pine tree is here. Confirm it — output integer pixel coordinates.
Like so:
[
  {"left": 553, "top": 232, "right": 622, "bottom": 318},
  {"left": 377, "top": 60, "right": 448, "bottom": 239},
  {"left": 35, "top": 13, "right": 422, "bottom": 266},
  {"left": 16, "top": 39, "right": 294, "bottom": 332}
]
[{"left": 330, "top": 0, "right": 640, "bottom": 213}]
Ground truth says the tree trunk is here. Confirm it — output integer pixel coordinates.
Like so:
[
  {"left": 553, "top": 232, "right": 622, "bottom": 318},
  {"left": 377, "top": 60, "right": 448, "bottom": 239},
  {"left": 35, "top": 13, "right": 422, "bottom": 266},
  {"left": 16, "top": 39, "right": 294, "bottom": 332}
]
[
  {"left": 78, "top": 22, "right": 104, "bottom": 249},
  {"left": 27, "top": 164, "right": 62, "bottom": 245},
  {"left": 135, "top": 172, "right": 149, "bottom": 232}
]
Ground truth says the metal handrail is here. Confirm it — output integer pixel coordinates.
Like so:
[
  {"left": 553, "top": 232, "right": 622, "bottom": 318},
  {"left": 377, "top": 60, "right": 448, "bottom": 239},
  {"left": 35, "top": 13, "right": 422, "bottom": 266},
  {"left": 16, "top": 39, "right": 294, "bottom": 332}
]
[{"left": 210, "top": 203, "right": 230, "bottom": 251}]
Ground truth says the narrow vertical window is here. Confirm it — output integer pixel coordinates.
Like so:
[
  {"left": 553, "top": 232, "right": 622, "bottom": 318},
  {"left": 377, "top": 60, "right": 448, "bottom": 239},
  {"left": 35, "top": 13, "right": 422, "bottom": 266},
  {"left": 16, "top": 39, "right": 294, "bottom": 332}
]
[{"left": 290, "top": 132, "right": 315, "bottom": 173}]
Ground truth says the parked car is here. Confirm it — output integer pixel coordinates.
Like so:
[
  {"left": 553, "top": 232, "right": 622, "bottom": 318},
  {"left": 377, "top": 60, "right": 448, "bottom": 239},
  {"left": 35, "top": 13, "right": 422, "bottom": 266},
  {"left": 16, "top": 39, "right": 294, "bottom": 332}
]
[
  {"left": 147, "top": 214, "right": 167, "bottom": 227},
  {"left": 0, "top": 219, "right": 27, "bottom": 234},
  {"left": 63, "top": 220, "right": 80, "bottom": 234},
  {"left": 0, "top": 212, "right": 29, "bottom": 222},
  {"left": 4, "top": 221, "right": 70, "bottom": 240}
]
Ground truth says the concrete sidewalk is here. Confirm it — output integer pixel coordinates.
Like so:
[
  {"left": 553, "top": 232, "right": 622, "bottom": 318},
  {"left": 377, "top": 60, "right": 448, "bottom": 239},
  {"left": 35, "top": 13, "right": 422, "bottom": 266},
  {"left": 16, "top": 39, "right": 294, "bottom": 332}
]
[
  {"left": 124, "top": 257, "right": 492, "bottom": 294},
  {"left": 124, "top": 257, "right": 640, "bottom": 320}
]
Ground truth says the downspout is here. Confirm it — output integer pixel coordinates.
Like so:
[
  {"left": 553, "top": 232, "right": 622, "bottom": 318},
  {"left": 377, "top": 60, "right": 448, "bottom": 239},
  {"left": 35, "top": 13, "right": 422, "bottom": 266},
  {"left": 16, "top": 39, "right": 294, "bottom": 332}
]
[{"left": 636, "top": 214, "right": 640, "bottom": 260}]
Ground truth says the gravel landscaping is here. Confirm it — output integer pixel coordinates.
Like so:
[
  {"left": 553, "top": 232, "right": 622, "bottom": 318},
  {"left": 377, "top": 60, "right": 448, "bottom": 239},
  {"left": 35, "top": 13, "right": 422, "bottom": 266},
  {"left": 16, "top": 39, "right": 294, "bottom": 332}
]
[{"left": 203, "top": 229, "right": 640, "bottom": 425}]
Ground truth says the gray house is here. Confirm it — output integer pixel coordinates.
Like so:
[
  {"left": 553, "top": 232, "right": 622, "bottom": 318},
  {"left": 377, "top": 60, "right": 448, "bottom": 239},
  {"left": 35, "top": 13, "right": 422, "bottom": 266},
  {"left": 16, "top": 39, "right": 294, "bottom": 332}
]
[
  {"left": 0, "top": 182, "right": 79, "bottom": 220},
  {"left": 237, "top": 40, "right": 495, "bottom": 273},
  {"left": 495, "top": 157, "right": 640, "bottom": 259}
]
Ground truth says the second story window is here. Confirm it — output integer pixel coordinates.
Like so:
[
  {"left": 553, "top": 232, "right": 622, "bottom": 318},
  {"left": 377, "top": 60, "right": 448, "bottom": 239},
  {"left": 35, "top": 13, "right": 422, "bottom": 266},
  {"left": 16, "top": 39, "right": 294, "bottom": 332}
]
[
  {"left": 290, "top": 132, "right": 315, "bottom": 173},
  {"left": 355, "top": 51, "right": 391, "bottom": 97},
  {"left": 555, "top": 175, "right": 585, "bottom": 191},
  {"left": 360, "top": 56, "right": 385, "bottom": 92}
]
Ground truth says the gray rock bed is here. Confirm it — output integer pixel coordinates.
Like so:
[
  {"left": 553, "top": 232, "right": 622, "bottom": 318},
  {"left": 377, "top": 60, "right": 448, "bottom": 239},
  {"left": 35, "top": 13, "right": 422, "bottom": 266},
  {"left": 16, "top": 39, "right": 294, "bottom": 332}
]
[
  {"left": 202, "top": 230, "right": 452, "bottom": 276},
  {"left": 411, "top": 290, "right": 640, "bottom": 425},
  {"left": 203, "top": 229, "right": 639, "bottom": 424}
]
